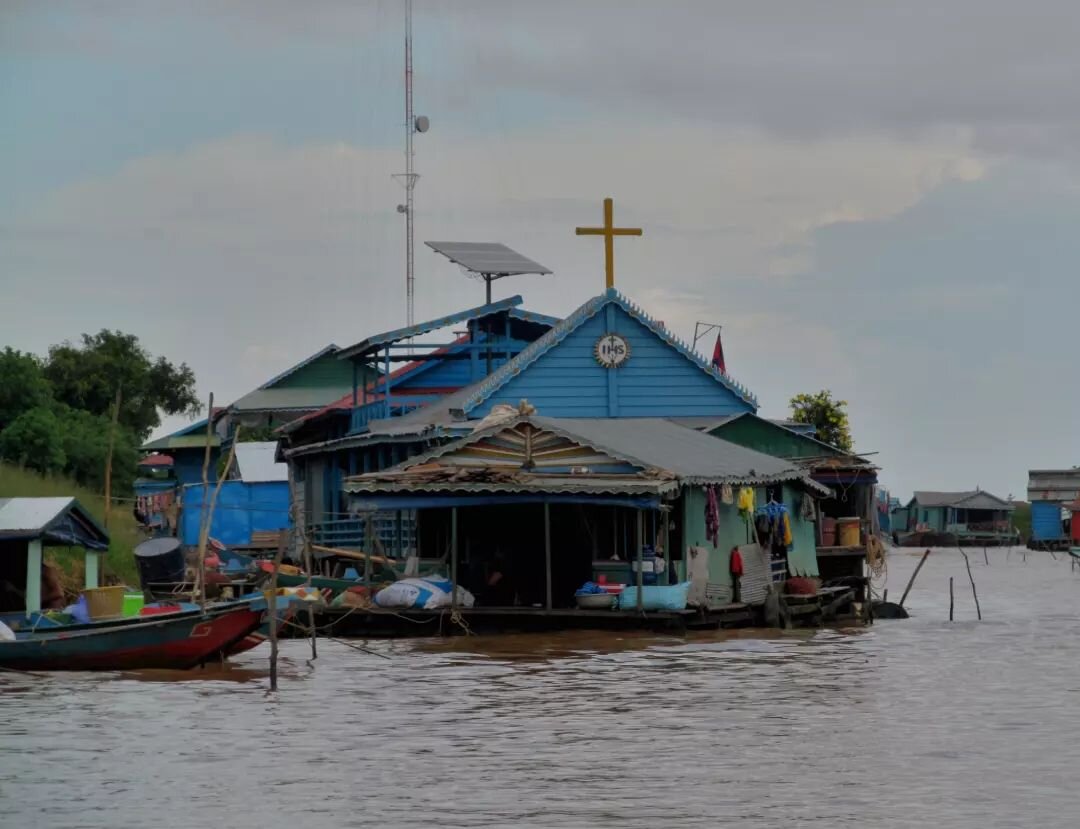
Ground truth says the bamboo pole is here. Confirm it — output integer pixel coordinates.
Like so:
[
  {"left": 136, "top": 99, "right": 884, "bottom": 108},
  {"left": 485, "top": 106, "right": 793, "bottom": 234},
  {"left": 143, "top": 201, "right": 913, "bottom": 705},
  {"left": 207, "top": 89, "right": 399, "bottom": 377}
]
[
  {"left": 898, "top": 549, "right": 931, "bottom": 608},
  {"left": 196, "top": 393, "right": 214, "bottom": 609},
  {"left": 103, "top": 386, "right": 122, "bottom": 531},
  {"left": 949, "top": 577, "right": 954, "bottom": 621},
  {"left": 310, "top": 544, "right": 394, "bottom": 566},
  {"left": 196, "top": 425, "right": 238, "bottom": 611},
  {"left": 287, "top": 464, "right": 317, "bottom": 660}
]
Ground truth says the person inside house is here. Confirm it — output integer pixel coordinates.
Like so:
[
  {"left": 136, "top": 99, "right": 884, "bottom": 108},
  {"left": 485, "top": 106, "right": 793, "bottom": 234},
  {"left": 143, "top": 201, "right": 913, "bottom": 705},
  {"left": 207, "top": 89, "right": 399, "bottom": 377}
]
[{"left": 485, "top": 553, "right": 515, "bottom": 606}]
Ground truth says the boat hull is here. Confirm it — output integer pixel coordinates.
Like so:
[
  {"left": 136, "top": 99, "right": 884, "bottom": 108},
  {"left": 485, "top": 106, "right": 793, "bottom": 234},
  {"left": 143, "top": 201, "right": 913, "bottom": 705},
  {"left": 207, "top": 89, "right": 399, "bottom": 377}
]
[{"left": 0, "top": 605, "right": 264, "bottom": 672}]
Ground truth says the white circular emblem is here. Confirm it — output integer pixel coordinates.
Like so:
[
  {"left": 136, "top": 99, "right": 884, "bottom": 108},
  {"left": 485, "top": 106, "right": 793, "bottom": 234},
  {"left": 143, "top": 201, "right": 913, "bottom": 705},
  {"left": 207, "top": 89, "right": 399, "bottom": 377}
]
[{"left": 594, "top": 333, "right": 631, "bottom": 368}]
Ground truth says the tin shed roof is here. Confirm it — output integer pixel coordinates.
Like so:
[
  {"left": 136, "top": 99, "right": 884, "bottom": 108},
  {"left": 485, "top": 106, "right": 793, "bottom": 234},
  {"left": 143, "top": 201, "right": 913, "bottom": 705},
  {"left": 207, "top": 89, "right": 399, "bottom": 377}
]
[
  {"left": 0, "top": 497, "right": 110, "bottom": 549},
  {"left": 233, "top": 442, "right": 288, "bottom": 483},
  {"left": 912, "top": 490, "right": 1013, "bottom": 510}
]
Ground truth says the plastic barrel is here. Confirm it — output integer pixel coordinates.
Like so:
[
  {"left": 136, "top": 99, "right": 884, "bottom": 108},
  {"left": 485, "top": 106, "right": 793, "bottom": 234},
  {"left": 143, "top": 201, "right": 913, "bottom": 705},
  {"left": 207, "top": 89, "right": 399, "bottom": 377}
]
[
  {"left": 838, "top": 518, "right": 861, "bottom": 547},
  {"left": 134, "top": 537, "right": 186, "bottom": 590},
  {"left": 821, "top": 517, "right": 838, "bottom": 547}
]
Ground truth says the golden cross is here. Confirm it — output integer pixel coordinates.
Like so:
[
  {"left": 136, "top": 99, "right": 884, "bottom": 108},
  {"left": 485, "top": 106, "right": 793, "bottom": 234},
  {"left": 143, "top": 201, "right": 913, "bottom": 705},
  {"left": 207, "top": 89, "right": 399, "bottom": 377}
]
[{"left": 575, "top": 197, "right": 642, "bottom": 290}]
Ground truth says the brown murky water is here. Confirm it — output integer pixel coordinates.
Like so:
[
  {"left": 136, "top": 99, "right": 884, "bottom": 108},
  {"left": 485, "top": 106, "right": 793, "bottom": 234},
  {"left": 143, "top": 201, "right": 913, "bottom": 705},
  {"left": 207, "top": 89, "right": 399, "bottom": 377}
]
[{"left": 3, "top": 547, "right": 1079, "bottom": 828}]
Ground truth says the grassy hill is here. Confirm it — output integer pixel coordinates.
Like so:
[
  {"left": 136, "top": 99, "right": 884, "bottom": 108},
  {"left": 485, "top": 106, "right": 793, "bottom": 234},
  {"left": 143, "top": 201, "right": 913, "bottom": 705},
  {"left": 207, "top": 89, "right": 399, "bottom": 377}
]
[{"left": 0, "top": 462, "right": 140, "bottom": 588}]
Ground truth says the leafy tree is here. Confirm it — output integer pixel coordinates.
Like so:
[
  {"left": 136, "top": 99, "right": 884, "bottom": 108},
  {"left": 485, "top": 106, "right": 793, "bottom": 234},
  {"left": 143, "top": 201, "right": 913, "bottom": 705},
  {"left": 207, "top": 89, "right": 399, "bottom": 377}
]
[
  {"left": 0, "top": 347, "right": 51, "bottom": 430},
  {"left": 0, "top": 407, "right": 66, "bottom": 473},
  {"left": 789, "top": 390, "right": 854, "bottom": 452},
  {"left": 44, "top": 330, "right": 200, "bottom": 441},
  {"left": 55, "top": 405, "right": 138, "bottom": 493}
]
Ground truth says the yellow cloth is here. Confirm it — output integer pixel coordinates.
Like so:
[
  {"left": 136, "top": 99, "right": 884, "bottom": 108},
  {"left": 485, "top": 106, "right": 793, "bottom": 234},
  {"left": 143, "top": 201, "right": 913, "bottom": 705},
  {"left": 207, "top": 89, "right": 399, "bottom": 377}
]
[
  {"left": 737, "top": 487, "right": 755, "bottom": 515},
  {"left": 782, "top": 513, "right": 793, "bottom": 546}
]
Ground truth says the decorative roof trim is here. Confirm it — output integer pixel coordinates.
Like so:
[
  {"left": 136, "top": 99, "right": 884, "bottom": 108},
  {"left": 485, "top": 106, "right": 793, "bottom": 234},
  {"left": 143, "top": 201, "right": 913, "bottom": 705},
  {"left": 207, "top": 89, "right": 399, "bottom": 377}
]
[{"left": 458, "top": 288, "right": 758, "bottom": 414}]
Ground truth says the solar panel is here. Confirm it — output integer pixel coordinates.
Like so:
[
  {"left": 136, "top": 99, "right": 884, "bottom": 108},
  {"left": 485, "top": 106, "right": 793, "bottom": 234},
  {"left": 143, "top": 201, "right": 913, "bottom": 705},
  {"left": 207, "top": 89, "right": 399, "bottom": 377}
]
[{"left": 425, "top": 241, "right": 552, "bottom": 278}]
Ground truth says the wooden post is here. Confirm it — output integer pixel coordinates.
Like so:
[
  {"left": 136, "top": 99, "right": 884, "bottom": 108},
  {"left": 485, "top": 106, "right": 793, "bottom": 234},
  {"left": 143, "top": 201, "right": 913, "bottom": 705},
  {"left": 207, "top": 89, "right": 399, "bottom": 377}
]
[
  {"left": 103, "top": 386, "right": 122, "bottom": 530},
  {"left": 450, "top": 507, "right": 459, "bottom": 611},
  {"left": 24, "top": 539, "right": 42, "bottom": 617},
  {"left": 287, "top": 464, "right": 316, "bottom": 660},
  {"left": 268, "top": 534, "right": 284, "bottom": 692},
  {"left": 636, "top": 509, "right": 644, "bottom": 612},
  {"left": 983, "top": 546, "right": 989, "bottom": 566},
  {"left": 544, "top": 502, "right": 552, "bottom": 611},
  {"left": 949, "top": 576, "right": 954, "bottom": 621},
  {"left": 898, "top": 548, "right": 931, "bottom": 608},
  {"left": 959, "top": 549, "right": 982, "bottom": 620},
  {"left": 662, "top": 506, "right": 671, "bottom": 585}
]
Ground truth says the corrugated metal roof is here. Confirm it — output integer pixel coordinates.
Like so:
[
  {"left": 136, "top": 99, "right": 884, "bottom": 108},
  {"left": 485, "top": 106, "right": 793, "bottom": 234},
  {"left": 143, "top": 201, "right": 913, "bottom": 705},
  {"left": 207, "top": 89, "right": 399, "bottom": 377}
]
[
  {"left": 0, "top": 497, "right": 109, "bottom": 548},
  {"left": 531, "top": 417, "right": 817, "bottom": 488},
  {"left": 141, "top": 418, "right": 221, "bottom": 451},
  {"left": 349, "top": 478, "right": 675, "bottom": 496},
  {"left": 912, "top": 490, "right": 1013, "bottom": 510},
  {"left": 345, "top": 415, "right": 828, "bottom": 495},
  {"left": 336, "top": 296, "right": 525, "bottom": 361},
  {"left": 229, "top": 387, "right": 350, "bottom": 413},
  {"left": 234, "top": 442, "right": 288, "bottom": 483}
]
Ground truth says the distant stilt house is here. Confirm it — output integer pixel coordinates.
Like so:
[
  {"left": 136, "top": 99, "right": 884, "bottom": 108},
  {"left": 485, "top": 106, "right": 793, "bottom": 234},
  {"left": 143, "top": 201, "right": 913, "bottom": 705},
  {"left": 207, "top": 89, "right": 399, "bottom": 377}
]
[
  {"left": 1026, "top": 469, "right": 1080, "bottom": 549},
  {"left": 896, "top": 490, "right": 1016, "bottom": 547}
]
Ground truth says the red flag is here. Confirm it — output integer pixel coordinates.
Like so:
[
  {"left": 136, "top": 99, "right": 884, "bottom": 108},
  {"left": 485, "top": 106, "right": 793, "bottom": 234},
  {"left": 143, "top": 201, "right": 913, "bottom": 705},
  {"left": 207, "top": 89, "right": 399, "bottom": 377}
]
[{"left": 711, "top": 330, "right": 726, "bottom": 374}]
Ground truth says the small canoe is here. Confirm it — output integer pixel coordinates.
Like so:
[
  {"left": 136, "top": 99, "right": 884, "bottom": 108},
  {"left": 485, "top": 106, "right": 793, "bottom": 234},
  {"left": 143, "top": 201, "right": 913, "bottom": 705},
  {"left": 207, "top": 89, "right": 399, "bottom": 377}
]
[{"left": 0, "top": 601, "right": 265, "bottom": 672}]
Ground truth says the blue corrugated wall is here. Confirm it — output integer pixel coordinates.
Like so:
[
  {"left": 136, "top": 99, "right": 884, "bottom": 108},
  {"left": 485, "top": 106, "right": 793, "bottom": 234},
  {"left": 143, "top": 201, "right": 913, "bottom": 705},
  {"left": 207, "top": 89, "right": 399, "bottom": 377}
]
[
  {"left": 1031, "top": 501, "right": 1064, "bottom": 541},
  {"left": 473, "top": 305, "right": 756, "bottom": 419},
  {"left": 180, "top": 481, "right": 291, "bottom": 547}
]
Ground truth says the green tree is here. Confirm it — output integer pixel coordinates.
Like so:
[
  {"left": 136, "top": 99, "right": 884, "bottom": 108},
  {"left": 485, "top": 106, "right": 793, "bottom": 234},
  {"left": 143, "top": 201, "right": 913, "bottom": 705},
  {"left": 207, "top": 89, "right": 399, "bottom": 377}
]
[
  {"left": 0, "top": 407, "right": 67, "bottom": 473},
  {"left": 44, "top": 330, "right": 200, "bottom": 441},
  {"left": 789, "top": 390, "right": 854, "bottom": 452},
  {"left": 55, "top": 405, "right": 138, "bottom": 493},
  {"left": 0, "top": 347, "right": 51, "bottom": 430}
]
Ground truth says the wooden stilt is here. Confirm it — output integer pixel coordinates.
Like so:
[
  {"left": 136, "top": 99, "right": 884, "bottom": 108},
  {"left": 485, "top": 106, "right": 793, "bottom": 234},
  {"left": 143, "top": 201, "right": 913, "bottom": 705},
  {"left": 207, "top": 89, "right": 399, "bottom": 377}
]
[
  {"left": 636, "top": 509, "right": 644, "bottom": 612},
  {"left": 544, "top": 502, "right": 552, "bottom": 611},
  {"left": 268, "top": 534, "right": 284, "bottom": 692},
  {"left": 450, "top": 507, "right": 459, "bottom": 610},
  {"left": 949, "top": 576, "right": 954, "bottom": 621}
]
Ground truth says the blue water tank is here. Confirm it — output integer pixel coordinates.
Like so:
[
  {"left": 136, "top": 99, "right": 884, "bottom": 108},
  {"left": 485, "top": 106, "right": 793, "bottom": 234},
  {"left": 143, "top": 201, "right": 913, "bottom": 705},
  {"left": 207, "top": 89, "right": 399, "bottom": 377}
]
[{"left": 1031, "top": 501, "right": 1064, "bottom": 541}]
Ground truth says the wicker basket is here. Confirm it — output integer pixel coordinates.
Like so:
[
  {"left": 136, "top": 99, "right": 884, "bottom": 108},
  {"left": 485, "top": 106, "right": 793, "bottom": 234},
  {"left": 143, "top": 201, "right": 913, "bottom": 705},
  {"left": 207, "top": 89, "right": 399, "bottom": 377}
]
[{"left": 84, "top": 586, "right": 126, "bottom": 620}]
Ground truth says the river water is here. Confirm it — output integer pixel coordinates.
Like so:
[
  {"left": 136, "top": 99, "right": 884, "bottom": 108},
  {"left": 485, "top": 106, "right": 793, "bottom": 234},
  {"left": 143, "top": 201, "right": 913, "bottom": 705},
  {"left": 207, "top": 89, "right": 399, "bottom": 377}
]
[{"left": 2, "top": 546, "right": 1078, "bottom": 828}]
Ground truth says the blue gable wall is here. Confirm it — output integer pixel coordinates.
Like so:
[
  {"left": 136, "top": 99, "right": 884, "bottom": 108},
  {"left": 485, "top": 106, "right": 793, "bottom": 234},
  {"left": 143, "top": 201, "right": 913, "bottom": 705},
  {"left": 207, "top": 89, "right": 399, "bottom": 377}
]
[{"left": 472, "top": 304, "right": 757, "bottom": 419}]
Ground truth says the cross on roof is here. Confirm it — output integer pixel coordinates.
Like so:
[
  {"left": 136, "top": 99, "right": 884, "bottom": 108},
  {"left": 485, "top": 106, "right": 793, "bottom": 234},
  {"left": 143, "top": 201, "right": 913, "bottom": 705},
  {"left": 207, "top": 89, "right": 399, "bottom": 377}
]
[{"left": 575, "top": 197, "right": 642, "bottom": 290}]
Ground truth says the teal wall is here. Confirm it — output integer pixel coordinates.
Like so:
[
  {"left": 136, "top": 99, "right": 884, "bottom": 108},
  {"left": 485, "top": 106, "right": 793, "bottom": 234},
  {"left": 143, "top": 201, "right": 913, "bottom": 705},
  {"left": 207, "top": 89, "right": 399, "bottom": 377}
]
[
  {"left": 274, "top": 353, "right": 355, "bottom": 390},
  {"left": 679, "top": 483, "right": 818, "bottom": 604}
]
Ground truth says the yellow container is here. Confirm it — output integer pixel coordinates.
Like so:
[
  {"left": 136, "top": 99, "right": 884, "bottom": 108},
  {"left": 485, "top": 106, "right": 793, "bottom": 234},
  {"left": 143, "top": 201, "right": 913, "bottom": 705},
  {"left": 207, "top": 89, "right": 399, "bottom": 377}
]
[
  {"left": 83, "top": 586, "right": 126, "bottom": 619},
  {"left": 838, "top": 518, "right": 861, "bottom": 548}
]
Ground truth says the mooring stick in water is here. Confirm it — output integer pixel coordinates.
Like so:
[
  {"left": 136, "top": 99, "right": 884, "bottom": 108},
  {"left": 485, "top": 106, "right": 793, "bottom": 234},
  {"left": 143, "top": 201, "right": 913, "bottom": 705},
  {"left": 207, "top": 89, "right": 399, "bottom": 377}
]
[
  {"left": 983, "top": 546, "right": 989, "bottom": 566},
  {"left": 959, "top": 549, "right": 982, "bottom": 620},
  {"left": 949, "top": 576, "right": 954, "bottom": 621},
  {"left": 268, "top": 535, "right": 285, "bottom": 692},
  {"left": 899, "top": 548, "right": 931, "bottom": 608}
]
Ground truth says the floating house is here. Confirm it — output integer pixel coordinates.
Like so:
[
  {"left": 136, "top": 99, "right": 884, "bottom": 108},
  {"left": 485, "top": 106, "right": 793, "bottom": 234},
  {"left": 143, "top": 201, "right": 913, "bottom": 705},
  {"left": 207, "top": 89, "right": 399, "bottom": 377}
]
[
  {"left": 1026, "top": 469, "right": 1080, "bottom": 549},
  {"left": 140, "top": 416, "right": 221, "bottom": 487},
  {"left": 896, "top": 490, "right": 1016, "bottom": 546},
  {"left": 272, "top": 276, "right": 876, "bottom": 630}
]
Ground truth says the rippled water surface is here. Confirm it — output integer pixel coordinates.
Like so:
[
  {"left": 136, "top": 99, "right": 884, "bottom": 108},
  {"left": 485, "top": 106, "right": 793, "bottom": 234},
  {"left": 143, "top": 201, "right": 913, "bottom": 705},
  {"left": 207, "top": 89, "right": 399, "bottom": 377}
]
[{"left": 3, "top": 547, "right": 1079, "bottom": 828}]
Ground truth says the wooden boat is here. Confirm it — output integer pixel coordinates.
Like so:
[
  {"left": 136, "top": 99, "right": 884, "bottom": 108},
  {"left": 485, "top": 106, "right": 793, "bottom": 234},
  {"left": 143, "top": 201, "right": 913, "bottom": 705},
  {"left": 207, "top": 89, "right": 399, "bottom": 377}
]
[{"left": 0, "top": 601, "right": 265, "bottom": 672}]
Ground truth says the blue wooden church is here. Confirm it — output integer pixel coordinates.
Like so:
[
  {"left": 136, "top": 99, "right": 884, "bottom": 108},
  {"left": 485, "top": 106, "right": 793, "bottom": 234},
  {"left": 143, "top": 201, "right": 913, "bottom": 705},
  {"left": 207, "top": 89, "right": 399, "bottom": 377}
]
[{"left": 278, "top": 200, "right": 839, "bottom": 623}]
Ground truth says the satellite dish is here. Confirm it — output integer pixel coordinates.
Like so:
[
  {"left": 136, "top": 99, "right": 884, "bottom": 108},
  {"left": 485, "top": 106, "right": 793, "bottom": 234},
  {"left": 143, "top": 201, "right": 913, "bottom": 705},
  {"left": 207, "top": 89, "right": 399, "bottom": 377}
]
[{"left": 414, "top": 115, "right": 430, "bottom": 133}]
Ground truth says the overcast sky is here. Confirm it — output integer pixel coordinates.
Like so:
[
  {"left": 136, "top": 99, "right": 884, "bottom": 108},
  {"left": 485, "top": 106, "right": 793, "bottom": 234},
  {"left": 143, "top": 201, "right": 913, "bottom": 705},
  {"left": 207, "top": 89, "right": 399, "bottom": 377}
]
[{"left": 3, "top": 1, "right": 1077, "bottom": 501}]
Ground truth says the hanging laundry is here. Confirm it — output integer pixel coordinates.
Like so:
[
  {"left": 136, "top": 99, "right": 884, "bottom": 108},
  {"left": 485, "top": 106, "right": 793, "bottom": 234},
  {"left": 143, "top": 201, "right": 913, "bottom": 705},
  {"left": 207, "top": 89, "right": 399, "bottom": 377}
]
[
  {"left": 782, "top": 512, "right": 793, "bottom": 546},
  {"left": 737, "top": 487, "right": 755, "bottom": 518},
  {"left": 800, "top": 492, "right": 817, "bottom": 521},
  {"left": 720, "top": 484, "right": 734, "bottom": 505},
  {"left": 705, "top": 486, "right": 720, "bottom": 547}
]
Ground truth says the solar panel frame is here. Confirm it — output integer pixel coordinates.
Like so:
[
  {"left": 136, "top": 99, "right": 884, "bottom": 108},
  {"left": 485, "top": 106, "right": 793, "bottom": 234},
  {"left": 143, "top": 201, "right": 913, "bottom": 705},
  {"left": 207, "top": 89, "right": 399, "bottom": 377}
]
[{"left": 425, "top": 241, "right": 553, "bottom": 277}]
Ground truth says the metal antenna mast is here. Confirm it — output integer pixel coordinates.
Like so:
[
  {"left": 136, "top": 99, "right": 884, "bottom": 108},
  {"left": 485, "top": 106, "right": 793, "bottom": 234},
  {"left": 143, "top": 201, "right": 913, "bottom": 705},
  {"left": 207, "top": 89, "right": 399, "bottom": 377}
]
[{"left": 394, "top": 0, "right": 428, "bottom": 328}]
